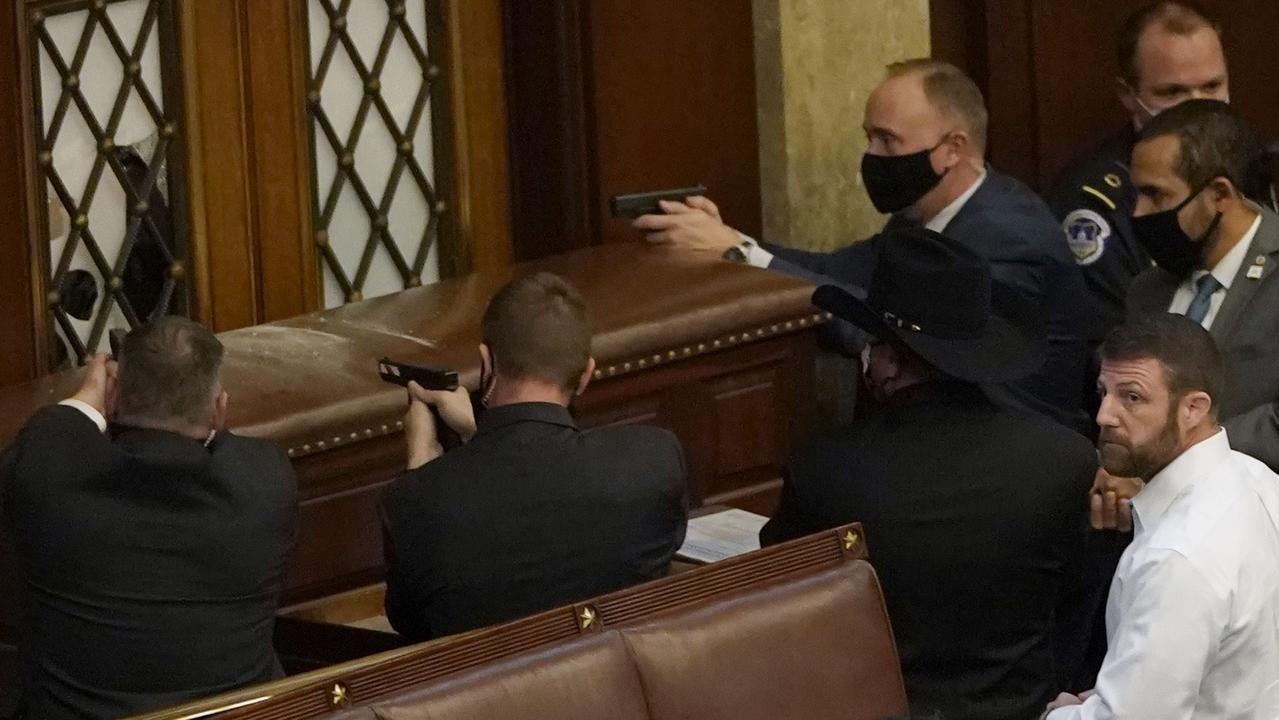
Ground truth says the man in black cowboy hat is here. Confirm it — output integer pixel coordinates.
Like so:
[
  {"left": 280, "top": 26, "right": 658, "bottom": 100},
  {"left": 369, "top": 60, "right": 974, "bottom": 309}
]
[{"left": 760, "top": 227, "right": 1096, "bottom": 720}]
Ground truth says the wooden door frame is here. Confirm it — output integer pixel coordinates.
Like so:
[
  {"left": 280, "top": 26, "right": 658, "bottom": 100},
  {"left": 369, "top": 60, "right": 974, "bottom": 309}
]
[{"left": 0, "top": 2, "right": 41, "bottom": 388}]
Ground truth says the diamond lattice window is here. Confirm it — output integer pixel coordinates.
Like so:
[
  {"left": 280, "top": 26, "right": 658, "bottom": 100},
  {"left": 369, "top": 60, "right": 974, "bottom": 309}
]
[
  {"left": 306, "top": 0, "right": 451, "bottom": 308},
  {"left": 31, "top": 0, "right": 189, "bottom": 369}
]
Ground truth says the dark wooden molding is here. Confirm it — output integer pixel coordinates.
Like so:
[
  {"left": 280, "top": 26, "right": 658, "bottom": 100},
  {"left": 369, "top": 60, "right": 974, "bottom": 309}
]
[
  {"left": 0, "top": 3, "right": 40, "bottom": 387},
  {"left": 181, "top": 0, "right": 259, "bottom": 331},
  {"left": 443, "top": 0, "right": 513, "bottom": 274},
  {"left": 241, "top": 0, "right": 318, "bottom": 320},
  {"left": 181, "top": 0, "right": 318, "bottom": 332},
  {"left": 501, "top": 0, "right": 594, "bottom": 261}
]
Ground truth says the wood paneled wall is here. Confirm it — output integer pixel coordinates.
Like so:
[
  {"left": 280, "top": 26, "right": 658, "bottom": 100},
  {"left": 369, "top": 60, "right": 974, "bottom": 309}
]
[
  {"left": 184, "top": 0, "right": 318, "bottom": 332},
  {"left": 0, "top": 0, "right": 514, "bottom": 389},
  {"left": 933, "top": 0, "right": 1279, "bottom": 190},
  {"left": 0, "top": 3, "right": 38, "bottom": 388},
  {"left": 502, "top": 0, "right": 762, "bottom": 261}
]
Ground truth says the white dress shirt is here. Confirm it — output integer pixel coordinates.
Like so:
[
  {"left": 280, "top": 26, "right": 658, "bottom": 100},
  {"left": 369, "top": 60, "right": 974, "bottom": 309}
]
[
  {"left": 1047, "top": 429, "right": 1279, "bottom": 720},
  {"left": 1168, "top": 213, "right": 1260, "bottom": 330},
  {"left": 738, "top": 171, "right": 989, "bottom": 269}
]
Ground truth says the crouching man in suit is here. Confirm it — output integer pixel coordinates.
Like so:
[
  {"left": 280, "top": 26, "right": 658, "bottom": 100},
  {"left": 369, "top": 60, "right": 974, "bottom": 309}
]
[
  {"left": 761, "top": 228, "right": 1096, "bottom": 720},
  {"left": 0, "top": 317, "right": 299, "bottom": 720},
  {"left": 380, "top": 272, "right": 689, "bottom": 641}
]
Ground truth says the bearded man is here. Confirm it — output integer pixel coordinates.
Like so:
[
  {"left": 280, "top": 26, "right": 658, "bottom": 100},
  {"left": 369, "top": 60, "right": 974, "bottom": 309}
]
[{"left": 1045, "top": 313, "right": 1279, "bottom": 720}]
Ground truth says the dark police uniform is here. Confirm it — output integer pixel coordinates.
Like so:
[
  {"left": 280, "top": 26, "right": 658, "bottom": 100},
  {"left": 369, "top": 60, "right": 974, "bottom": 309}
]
[{"left": 1045, "top": 125, "right": 1149, "bottom": 344}]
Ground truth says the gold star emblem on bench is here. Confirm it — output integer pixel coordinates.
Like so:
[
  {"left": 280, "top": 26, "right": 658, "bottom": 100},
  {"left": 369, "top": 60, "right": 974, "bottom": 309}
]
[
  {"left": 842, "top": 529, "right": 860, "bottom": 551},
  {"left": 329, "top": 681, "right": 350, "bottom": 708},
  {"left": 578, "top": 605, "right": 597, "bottom": 630}
]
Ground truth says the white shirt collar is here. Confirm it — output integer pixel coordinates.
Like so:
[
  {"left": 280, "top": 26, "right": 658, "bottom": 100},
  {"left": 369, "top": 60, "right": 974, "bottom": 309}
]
[
  {"left": 1131, "top": 428, "right": 1230, "bottom": 534},
  {"left": 1194, "top": 211, "right": 1260, "bottom": 290},
  {"left": 923, "top": 169, "right": 987, "bottom": 233}
]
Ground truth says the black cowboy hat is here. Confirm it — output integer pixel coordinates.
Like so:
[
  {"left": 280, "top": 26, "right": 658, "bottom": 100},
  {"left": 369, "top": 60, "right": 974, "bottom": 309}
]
[{"left": 811, "top": 227, "right": 1043, "bottom": 384}]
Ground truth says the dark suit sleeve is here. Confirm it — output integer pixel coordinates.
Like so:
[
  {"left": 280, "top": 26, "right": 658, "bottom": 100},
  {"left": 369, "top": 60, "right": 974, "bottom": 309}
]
[
  {"left": 380, "top": 499, "right": 433, "bottom": 641},
  {"left": 759, "top": 456, "right": 828, "bottom": 546},
  {"left": 1049, "top": 448, "right": 1102, "bottom": 691},
  {"left": 761, "top": 237, "right": 878, "bottom": 292},
  {"left": 1223, "top": 406, "right": 1279, "bottom": 471},
  {"left": 665, "top": 435, "right": 690, "bottom": 561},
  {"left": 2, "top": 405, "right": 106, "bottom": 523}
]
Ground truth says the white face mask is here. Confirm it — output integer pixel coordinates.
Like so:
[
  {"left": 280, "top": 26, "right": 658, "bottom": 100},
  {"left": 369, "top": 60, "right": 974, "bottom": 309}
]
[
  {"left": 1134, "top": 94, "right": 1164, "bottom": 120},
  {"left": 1134, "top": 91, "right": 1231, "bottom": 121}
]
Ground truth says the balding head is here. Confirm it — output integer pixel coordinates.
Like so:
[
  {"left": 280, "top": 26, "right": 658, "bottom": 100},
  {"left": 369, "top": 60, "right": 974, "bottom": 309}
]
[
  {"left": 869, "top": 60, "right": 988, "bottom": 156},
  {"left": 117, "top": 316, "right": 227, "bottom": 434},
  {"left": 1118, "top": 2, "right": 1228, "bottom": 127}
]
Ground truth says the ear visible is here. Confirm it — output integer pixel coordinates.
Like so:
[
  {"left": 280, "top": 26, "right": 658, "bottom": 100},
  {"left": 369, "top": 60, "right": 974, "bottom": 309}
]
[
  {"left": 213, "top": 389, "right": 229, "bottom": 431},
  {"left": 1207, "top": 176, "right": 1239, "bottom": 206},
  {"left": 1179, "top": 390, "right": 1214, "bottom": 430},
  {"left": 575, "top": 357, "right": 596, "bottom": 397},
  {"left": 479, "top": 343, "right": 493, "bottom": 376},
  {"left": 945, "top": 129, "right": 970, "bottom": 160}
]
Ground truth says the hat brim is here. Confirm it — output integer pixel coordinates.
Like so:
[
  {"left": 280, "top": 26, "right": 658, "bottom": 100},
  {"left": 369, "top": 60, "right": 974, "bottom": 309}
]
[{"left": 812, "top": 284, "right": 1043, "bottom": 384}]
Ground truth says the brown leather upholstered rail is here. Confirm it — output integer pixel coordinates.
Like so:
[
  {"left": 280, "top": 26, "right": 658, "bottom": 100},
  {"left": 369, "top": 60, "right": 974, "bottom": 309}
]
[
  {"left": 0, "top": 244, "right": 823, "bottom": 457},
  {"left": 133, "top": 524, "right": 906, "bottom": 720}
]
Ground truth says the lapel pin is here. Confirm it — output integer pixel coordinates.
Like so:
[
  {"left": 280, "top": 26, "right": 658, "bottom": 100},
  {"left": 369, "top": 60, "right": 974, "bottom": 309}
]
[{"left": 1247, "top": 263, "right": 1265, "bottom": 280}]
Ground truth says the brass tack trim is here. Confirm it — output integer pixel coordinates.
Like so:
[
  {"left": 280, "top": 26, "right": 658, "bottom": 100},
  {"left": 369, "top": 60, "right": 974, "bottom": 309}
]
[
  {"left": 577, "top": 604, "right": 598, "bottom": 631},
  {"left": 841, "top": 529, "right": 861, "bottom": 552},
  {"left": 328, "top": 681, "right": 350, "bottom": 708},
  {"left": 284, "top": 313, "right": 830, "bottom": 459}
]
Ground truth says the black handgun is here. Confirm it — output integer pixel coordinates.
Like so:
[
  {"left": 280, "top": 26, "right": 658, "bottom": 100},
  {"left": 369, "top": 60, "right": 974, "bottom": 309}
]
[
  {"left": 378, "top": 358, "right": 467, "bottom": 450},
  {"left": 377, "top": 358, "right": 459, "bottom": 391},
  {"left": 609, "top": 184, "right": 708, "bottom": 219}
]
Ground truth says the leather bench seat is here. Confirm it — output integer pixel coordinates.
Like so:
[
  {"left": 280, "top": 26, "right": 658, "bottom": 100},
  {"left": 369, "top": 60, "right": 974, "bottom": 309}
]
[{"left": 371, "top": 634, "right": 651, "bottom": 720}]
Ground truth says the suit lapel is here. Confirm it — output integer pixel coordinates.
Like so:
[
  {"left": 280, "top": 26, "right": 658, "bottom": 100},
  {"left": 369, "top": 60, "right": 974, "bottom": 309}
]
[
  {"left": 1212, "top": 210, "right": 1279, "bottom": 342},
  {"left": 1131, "top": 268, "right": 1180, "bottom": 317}
]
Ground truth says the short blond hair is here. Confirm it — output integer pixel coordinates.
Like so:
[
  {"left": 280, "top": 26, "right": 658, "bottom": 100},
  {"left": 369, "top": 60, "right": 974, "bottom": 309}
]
[{"left": 886, "top": 59, "right": 989, "bottom": 154}]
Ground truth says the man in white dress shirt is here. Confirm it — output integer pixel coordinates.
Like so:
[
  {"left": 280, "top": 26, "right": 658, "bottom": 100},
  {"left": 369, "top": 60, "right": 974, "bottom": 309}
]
[{"left": 1045, "top": 313, "right": 1279, "bottom": 719}]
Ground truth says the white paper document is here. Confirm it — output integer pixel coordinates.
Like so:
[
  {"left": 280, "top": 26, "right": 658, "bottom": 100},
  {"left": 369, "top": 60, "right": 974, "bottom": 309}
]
[{"left": 676, "top": 508, "right": 768, "bottom": 564}]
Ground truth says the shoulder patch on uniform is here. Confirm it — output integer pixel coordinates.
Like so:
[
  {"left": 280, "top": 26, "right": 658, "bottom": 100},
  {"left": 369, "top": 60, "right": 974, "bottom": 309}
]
[
  {"left": 1063, "top": 209, "right": 1111, "bottom": 266},
  {"left": 1081, "top": 185, "right": 1117, "bottom": 211}
]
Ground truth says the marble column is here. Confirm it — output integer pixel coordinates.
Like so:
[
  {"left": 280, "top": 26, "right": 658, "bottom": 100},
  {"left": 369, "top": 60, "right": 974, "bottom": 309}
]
[{"left": 753, "top": 0, "right": 930, "bottom": 251}]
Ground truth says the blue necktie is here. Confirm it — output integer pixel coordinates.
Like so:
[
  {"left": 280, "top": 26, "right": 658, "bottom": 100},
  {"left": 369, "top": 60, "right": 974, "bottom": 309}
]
[{"left": 1185, "top": 273, "right": 1223, "bottom": 326}]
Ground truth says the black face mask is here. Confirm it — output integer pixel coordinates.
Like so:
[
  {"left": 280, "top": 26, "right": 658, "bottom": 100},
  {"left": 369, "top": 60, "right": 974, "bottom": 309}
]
[
  {"left": 1131, "top": 184, "right": 1223, "bottom": 278},
  {"left": 861, "top": 140, "right": 949, "bottom": 214}
]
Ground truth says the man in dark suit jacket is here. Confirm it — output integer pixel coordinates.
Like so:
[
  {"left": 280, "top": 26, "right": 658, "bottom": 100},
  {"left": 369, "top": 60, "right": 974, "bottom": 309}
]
[
  {"left": 761, "top": 228, "right": 1096, "bottom": 720},
  {"left": 636, "top": 58, "right": 1090, "bottom": 434},
  {"left": 380, "top": 272, "right": 688, "bottom": 641},
  {"left": 1124, "top": 99, "right": 1279, "bottom": 471},
  {"left": 0, "top": 318, "right": 298, "bottom": 720}
]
